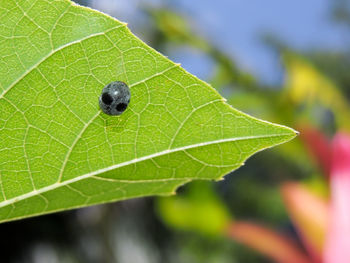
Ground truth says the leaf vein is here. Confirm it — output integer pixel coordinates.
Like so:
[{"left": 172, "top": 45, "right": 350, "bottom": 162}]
[
  {"left": 0, "top": 25, "right": 124, "bottom": 99},
  {"left": 0, "top": 133, "right": 292, "bottom": 209}
]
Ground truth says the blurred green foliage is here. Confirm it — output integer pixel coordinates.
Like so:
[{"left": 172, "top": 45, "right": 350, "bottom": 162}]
[
  {"left": 148, "top": 3, "right": 350, "bottom": 262},
  {"left": 156, "top": 181, "right": 230, "bottom": 236}
]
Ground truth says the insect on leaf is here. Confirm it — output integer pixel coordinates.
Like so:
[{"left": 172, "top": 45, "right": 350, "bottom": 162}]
[{"left": 0, "top": 0, "right": 297, "bottom": 223}]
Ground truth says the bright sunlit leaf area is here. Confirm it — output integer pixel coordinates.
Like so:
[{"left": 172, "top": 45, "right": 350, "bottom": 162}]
[{"left": 0, "top": 0, "right": 294, "bottom": 223}]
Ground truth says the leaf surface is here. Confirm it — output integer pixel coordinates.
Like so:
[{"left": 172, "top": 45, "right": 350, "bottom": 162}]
[{"left": 0, "top": 0, "right": 296, "bottom": 223}]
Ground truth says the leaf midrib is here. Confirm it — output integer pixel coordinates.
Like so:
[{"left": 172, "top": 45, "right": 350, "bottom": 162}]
[{"left": 0, "top": 132, "right": 292, "bottom": 209}]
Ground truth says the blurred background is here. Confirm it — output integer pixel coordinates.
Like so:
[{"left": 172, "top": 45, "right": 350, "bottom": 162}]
[{"left": 2, "top": 0, "right": 350, "bottom": 262}]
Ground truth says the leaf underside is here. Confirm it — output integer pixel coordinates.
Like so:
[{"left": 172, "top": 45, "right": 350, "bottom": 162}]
[{"left": 0, "top": 0, "right": 296, "bottom": 223}]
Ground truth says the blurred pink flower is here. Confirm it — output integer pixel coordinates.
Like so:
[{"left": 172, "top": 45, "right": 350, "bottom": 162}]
[
  {"left": 227, "top": 131, "right": 350, "bottom": 263},
  {"left": 324, "top": 133, "right": 350, "bottom": 263},
  {"left": 281, "top": 182, "right": 328, "bottom": 263},
  {"left": 226, "top": 221, "right": 311, "bottom": 263}
]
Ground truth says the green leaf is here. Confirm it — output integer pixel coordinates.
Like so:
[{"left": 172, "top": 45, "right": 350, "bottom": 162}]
[{"left": 0, "top": 0, "right": 297, "bottom": 223}]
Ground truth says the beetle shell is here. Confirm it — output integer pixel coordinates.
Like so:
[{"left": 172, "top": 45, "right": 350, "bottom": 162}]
[{"left": 99, "top": 81, "right": 131, "bottom": 116}]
